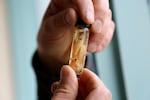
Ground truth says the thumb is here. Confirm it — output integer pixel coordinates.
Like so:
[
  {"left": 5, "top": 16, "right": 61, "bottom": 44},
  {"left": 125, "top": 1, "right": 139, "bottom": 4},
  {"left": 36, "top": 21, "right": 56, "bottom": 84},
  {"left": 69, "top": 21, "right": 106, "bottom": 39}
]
[
  {"left": 51, "top": 65, "right": 78, "bottom": 100},
  {"left": 43, "top": 8, "right": 77, "bottom": 35}
]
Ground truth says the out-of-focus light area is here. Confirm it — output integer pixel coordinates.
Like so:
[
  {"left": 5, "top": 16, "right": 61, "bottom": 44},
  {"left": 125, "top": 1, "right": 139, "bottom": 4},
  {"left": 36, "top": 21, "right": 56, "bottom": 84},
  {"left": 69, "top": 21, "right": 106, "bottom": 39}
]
[
  {"left": 0, "top": 1, "right": 15, "bottom": 100},
  {"left": 0, "top": 0, "right": 49, "bottom": 100}
]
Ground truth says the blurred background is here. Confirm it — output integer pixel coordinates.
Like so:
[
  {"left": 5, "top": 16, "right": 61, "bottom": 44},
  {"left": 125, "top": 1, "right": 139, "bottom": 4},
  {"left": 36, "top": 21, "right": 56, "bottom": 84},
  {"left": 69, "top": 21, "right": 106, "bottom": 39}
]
[{"left": 0, "top": 0, "right": 150, "bottom": 100}]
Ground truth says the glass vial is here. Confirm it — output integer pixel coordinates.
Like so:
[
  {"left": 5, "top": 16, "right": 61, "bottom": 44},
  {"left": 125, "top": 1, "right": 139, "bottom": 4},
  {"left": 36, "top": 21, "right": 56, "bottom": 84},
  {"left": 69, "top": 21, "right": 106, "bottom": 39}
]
[{"left": 69, "top": 19, "right": 90, "bottom": 75}]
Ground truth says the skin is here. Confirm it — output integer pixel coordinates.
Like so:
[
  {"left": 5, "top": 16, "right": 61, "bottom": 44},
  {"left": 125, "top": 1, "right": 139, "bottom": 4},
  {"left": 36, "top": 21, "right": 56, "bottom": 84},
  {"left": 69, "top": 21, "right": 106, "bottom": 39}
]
[
  {"left": 51, "top": 65, "right": 112, "bottom": 100},
  {"left": 37, "top": 0, "right": 115, "bottom": 74},
  {"left": 37, "top": 0, "right": 115, "bottom": 99}
]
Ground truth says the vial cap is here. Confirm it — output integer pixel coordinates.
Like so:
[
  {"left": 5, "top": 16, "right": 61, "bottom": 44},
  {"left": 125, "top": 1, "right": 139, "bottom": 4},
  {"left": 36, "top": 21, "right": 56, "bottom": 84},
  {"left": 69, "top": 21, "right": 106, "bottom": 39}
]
[{"left": 75, "top": 18, "right": 90, "bottom": 28}]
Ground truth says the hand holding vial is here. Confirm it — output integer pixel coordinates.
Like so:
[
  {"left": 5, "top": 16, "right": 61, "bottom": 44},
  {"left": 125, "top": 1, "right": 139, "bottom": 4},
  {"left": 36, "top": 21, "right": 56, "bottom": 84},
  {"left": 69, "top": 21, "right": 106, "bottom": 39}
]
[
  {"left": 51, "top": 65, "right": 112, "bottom": 100},
  {"left": 37, "top": 0, "right": 115, "bottom": 99},
  {"left": 37, "top": 0, "right": 115, "bottom": 73}
]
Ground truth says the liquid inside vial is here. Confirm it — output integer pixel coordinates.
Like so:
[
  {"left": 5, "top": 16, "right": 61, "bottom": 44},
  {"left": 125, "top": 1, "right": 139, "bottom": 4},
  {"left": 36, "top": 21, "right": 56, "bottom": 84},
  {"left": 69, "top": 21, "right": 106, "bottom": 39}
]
[{"left": 69, "top": 27, "right": 89, "bottom": 75}]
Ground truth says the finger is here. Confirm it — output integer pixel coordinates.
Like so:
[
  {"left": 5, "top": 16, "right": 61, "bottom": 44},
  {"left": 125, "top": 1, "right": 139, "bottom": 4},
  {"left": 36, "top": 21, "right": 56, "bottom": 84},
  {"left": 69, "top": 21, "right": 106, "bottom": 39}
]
[
  {"left": 80, "top": 68, "right": 112, "bottom": 100},
  {"left": 96, "top": 21, "right": 115, "bottom": 52},
  {"left": 38, "top": 8, "right": 77, "bottom": 61},
  {"left": 91, "top": 9, "right": 112, "bottom": 34},
  {"left": 78, "top": 68, "right": 103, "bottom": 99},
  {"left": 72, "top": 0, "right": 95, "bottom": 24},
  {"left": 88, "top": 20, "right": 115, "bottom": 52},
  {"left": 51, "top": 65, "right": 78, "bottom": 100},
  {"left": 79, "top": 68, "right": 104, "bottom": 91},
  {"left": 38, "top": 8, "right": 77, "bottom": 51},
  {"left": 91, "top": 0, "right": 111, "bottom": 34},
  {"left": 52, "top": 0, "right": 94, "bottom": 24},
  {"left": 43, "top": 1, "right": 60, "bottom": 20},
  {"left": 93, "top": 0, "right": 110, "bottom": 22},
  {"left": 44, "top": 8, "right": 77, "bottom": 35}
]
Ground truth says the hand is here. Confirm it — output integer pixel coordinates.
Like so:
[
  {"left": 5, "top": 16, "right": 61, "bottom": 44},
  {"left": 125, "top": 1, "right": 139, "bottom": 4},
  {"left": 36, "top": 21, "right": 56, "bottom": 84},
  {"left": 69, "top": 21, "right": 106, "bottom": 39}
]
[
  {"left": 37, "top": 0, "right": 115, "bottom": 73},
  {"left": 51, "top": 65, "right": 112, "bottom": 100}
]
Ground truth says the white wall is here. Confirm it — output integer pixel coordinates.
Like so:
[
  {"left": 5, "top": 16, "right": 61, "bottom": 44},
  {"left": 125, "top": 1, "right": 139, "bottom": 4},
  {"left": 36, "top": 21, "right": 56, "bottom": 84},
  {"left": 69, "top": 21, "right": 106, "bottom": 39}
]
[{"left": 0, "top": 0, "right": 15, "bottom": 100}]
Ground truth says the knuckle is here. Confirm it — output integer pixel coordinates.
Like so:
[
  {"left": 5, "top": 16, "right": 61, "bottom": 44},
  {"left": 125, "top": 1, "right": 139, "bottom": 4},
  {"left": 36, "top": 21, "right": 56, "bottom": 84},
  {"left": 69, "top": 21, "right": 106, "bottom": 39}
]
[
  {"left": 105, "top": 20, "right": 115, "bottom": 33},
  {"left": 104, "top": 10, "right": 112, "bottom": 22},
  {"left": 102, "top": 8, "right": 110, "bottom": 18},
  {"left": 98, "top": 9, "right": 112, "bottom": 26}
]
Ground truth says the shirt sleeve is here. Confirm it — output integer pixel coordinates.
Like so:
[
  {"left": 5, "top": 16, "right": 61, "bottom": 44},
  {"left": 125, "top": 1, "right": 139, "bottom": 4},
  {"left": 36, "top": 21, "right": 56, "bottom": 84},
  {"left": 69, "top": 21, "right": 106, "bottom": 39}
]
[{"left": 32, "top": 51, "right": 97, "bottom": 100}]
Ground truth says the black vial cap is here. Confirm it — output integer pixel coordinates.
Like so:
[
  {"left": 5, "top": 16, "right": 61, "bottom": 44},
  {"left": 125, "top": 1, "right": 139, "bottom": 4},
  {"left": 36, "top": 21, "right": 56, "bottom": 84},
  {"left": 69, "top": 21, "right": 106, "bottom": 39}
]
[{"left": 75, "top": 18, "right": 90, "bottom": 29}]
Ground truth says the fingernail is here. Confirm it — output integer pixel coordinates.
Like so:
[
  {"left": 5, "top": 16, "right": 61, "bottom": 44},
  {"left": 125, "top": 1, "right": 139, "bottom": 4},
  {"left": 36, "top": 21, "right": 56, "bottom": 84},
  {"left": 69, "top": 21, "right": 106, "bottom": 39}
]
[
  {"left": 86, "top": 11, "right": 94, "bottom": 23},
  {"left": 92, "top": 20, "right": 102, "bottom": 34},
  {"left": 88, "top": 43, "right": 98, "bottom": 52}
]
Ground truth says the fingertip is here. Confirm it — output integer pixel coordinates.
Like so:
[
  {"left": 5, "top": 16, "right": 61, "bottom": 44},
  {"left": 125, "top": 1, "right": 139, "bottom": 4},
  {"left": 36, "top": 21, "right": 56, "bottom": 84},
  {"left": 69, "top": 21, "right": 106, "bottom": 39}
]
[
  {"left": 44, "top": 8, "right": 77, "bottom": 34},
  {"left": 60, "top": 65, "right": 70, "bottom": 79},
  {"left": 80, "top": 68, "right": 100, "bottom": 83},
  {"left": 82, "top": 68, "right": 93, "bottom": 75},
  {"left": 60, "top": 65, "right": 77, "bottom": 81},
  {"left": 61, "top": 65, "right": 75, "bottom": 73},
  {"left": 65, "top": 8, "right": 77, "bottom": 26},
  {"left": 73, "top": 0, "right": 94, "bottom": 24},
  {"left": 83, "top": 11, "right": 95, "bottom": 24},
  {"left": 59, "top": 65, "right": 78, "bottom": 91},
  {"left": 52, "top": 65, "right": 78, "bottom": 100},
  {"left": 80, "top": 68, "right": 92, "bottom": 80}
]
